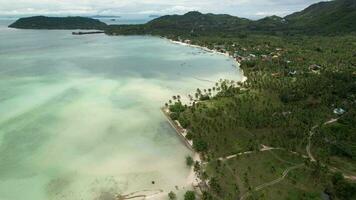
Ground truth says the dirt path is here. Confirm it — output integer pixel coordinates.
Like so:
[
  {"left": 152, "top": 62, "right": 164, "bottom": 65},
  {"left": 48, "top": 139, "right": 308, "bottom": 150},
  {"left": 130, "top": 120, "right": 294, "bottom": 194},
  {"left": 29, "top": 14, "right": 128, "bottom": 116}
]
[
  {"left": 324, "top": 118, "right": 338, "bottom": 125},
  {"left": 330, "top": 166, "right": 356, "bottom": 181},
  {"left": 307, "top": 119, "right": 338, "bottom": 162},
  {"left": 306, "top": 119, "right": 356, "bottom": 181},
  {"left": 306, "top": 125, "right": 318, "bottom": 162},
  {"left": 220, "top": 118, "right": 354, "bottom": 200},
  {"left": 116, "top": 190, "right": 164, "bottom": 200},
  {"left": 239, "top": 164, "right": 304, "bottom": 200},
  {"left": 218, "top": 145, "right": 280, "bottom": 161}
]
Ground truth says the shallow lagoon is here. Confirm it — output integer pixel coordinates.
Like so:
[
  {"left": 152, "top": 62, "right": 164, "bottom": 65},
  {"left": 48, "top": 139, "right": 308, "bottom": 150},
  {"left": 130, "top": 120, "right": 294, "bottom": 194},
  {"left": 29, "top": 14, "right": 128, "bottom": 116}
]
[{"left": 0, "top": 20, "right": 243, "bottom": 200}]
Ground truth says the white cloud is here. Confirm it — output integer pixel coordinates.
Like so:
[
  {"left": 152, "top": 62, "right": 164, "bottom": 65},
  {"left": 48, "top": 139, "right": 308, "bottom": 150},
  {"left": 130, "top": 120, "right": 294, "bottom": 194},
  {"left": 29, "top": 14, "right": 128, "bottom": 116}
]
[{"left": 0, "top": 0, "right": 324, "bottom": 19}]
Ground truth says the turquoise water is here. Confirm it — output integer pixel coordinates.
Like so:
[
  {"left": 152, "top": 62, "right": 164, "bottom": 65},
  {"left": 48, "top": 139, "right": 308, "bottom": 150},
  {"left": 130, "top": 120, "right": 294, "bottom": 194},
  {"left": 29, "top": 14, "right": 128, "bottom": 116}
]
[{"left": 0, "top": 20, "right": 243, "bottom": 200}]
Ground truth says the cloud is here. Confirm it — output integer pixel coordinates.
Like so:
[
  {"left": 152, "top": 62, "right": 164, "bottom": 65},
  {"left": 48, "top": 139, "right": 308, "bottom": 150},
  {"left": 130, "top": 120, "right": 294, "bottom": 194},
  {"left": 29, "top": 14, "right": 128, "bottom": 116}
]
[{"left": 0, "top": 0, "right": 324, "bottom": 19}]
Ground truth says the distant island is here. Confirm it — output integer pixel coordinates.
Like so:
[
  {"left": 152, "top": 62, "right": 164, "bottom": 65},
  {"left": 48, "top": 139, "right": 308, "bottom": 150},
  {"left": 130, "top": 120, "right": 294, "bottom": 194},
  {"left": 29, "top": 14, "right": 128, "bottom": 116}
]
[
  {"left": 149, "top": 15, "right": 161, "bottom": 18},
  {"left": 8, "top": 16, "right": 107, "bottom": 30},
  {"left": 91, "top": 15, "right": 121, "bottom": 18}
]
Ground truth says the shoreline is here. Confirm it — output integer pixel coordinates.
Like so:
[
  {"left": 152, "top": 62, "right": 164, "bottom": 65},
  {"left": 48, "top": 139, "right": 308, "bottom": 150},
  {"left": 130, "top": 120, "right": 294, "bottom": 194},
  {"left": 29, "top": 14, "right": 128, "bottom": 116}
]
[
  {"left": 165, "top": 38, "right": 245, "bottom": 82},
  {"left": 160, "top": 106, "right": 202, "bottom": 192},
  {"left": 159, "top": 37, "right": 248, "bottom": 196},
  {"left": 161, "top": 107, "right": 194, "bottom": 151}
]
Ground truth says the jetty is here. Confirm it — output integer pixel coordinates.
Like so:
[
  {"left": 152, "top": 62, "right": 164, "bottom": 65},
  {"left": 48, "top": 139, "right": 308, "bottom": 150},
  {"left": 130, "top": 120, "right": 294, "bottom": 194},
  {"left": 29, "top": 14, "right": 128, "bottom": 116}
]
[
  {"left": 72, "top": 31, "right": 105, "bottom": 35},
  {"left": 160, "top": 107, "right": 194, "bottom": 151}
]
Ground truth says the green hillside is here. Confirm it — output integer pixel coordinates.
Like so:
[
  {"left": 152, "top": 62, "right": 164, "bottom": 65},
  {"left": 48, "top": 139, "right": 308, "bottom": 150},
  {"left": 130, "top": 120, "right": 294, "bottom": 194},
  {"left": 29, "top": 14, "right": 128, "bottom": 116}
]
[
  {"left": 107, "top": 0, "right": 356, "bottom": 36},
  {"left": 8, "top": 16, "right": 107, "bottom": 30},
  {"left": 147, "top": 11, "right": 251, "bottom": 35},
  {"left": 285, "top": 0, "right": 356, "bottom": 34},
  {"left": 10, "top": 1, "right": 356, "bottom": 35}
]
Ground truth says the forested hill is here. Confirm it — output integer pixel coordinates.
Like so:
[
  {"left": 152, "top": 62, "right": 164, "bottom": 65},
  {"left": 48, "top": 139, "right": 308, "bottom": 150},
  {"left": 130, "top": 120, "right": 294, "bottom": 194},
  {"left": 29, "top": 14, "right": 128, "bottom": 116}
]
[
  {"left": 8, "top": 16, "right": 107, "bottom": 30},
  {"left": 146, "top": 11, "right": 251, "bottom": 35},
  {"left": 285, "top": 0, "right": 356, "bottom": 34},
  {"left": 9, "top": 0, "right": 356, "bottom": 34},
  {"left": 107, "top": 0, "right": 356, "bottom": 36}
]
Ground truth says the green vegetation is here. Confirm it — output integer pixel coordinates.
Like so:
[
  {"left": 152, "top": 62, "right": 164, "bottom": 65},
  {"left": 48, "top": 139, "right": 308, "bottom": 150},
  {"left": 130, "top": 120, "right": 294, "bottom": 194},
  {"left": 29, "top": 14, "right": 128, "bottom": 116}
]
[
  {"left": 106, "top": 0, "right": 356, "bottom": 36},
  {"left": 9, "top": 16, "right": 107, "bottom": 30},
  {"left": 186, "top": 156, "right": 194, "bottom": 167},
  {"left": 168, "top": 191, "right": 177, "bottom": 200},
  {"left": 184, "top": 191, "right": 196, "bottom": 200},
  {"left": 157, "top": 4, "right": 356, "bottom": 198},
  {"left": 163, "top": 34, "right": 355, "bottom": 200},
  {"left": 205, "top": 150, "right": 312, "bottom": 199},
  {"left": 169, "top": 102, "right": 186, "bottom": 113},
  {"left": 329, "top": 173, "right": 356, "bottom": 200},
  {"left": 10, "top": 1, "right": 356, "bottom": 35},
  {"left": 285, "top": 0, "right": 356, "bottom": 34},
  {"left": 154, "top": 3, "right": 355, "bottom": 199}
]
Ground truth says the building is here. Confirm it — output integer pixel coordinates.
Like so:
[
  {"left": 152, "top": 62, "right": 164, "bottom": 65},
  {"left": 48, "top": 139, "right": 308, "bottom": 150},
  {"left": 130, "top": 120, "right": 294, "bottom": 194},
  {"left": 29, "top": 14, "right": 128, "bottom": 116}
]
[
  {"left": 289, "top": 70, "right": 297, "bottom": 76},
  {"left": 309, "top": 64, "right": 322, "bottom": 71},
  {"left": 333, "top": 108, "right": 346, "bottom": 115},
  {"left": 184, "top": 39, "right": 192, "bottom": 44}
]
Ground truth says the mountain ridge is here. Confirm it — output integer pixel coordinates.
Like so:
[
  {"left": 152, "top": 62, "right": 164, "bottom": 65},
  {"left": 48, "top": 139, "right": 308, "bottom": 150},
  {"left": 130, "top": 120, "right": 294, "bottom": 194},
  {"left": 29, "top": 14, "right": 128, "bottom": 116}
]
[
  {"left": 107, "top": 0, "right": 355, "bottom": 36},
  {"left": 9, "top": 0, "right": 356, "bottom": 35}
]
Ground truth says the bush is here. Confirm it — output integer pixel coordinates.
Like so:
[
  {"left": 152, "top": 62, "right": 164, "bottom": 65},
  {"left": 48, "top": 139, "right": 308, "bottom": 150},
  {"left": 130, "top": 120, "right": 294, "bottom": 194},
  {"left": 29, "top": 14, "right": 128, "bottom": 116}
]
[
  {"left": 186, "top": 156, "right": 194, "bottom": 167},
  {"left": 244, "top": 60, "right": 257, "bottom": 68},
  {"left": 202, "top": 191, "right": 213, "bottom": 200},
  {"left": 178, "top": 115, "right": 190, "bottom": 128},
  {"left": 169, "top": 102, "right": 185, "bottom": 113},
  {"left": 193, "top": 139, "right": 208, "bottom": 152},
  {"left": 199, "top": 95, "right": 210, "bottom": 101},
  {"left": 184, "top": 191, "right": 196, "bottom": 200},
  {"left": 170, "top": 112, "right": 179, "bottom": 120},
  {"left": 332, "top": 173, "right": 356, "bottom": 200},
  {"left": 186, "top": 131, "right": 193, "bottom": 140},
  {"left": 168, "top": 191, "right": 176, "bottom": 200},
  {"left": 194, "top": 161, "right": 201, "bottom": 173},
  {"left": 209, "top": 177, "right": 222, "bottom": 194}
]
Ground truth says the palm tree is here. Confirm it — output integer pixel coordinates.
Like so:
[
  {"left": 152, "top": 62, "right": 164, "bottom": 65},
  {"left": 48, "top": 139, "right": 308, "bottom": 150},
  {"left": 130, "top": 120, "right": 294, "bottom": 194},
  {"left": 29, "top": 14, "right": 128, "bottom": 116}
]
[{"left": 197, "top": 88, "right": 201, "bottom": 95}]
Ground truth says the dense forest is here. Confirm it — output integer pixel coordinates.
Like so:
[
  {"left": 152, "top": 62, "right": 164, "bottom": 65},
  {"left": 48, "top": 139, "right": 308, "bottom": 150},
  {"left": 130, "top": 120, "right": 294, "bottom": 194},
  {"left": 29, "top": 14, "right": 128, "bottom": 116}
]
[
  {"left": 167, "top": 35, "right": 356, "bottom": 200},
  {"left": 154, "top": 1, "right": 356, "bottom": 199}
]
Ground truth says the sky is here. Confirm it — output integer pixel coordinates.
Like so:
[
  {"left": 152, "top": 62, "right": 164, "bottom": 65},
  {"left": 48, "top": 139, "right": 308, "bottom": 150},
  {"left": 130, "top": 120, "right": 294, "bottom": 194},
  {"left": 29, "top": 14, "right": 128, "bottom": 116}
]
[{"left": 0, "top": 0, "right": 326, "bottom": 19}]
